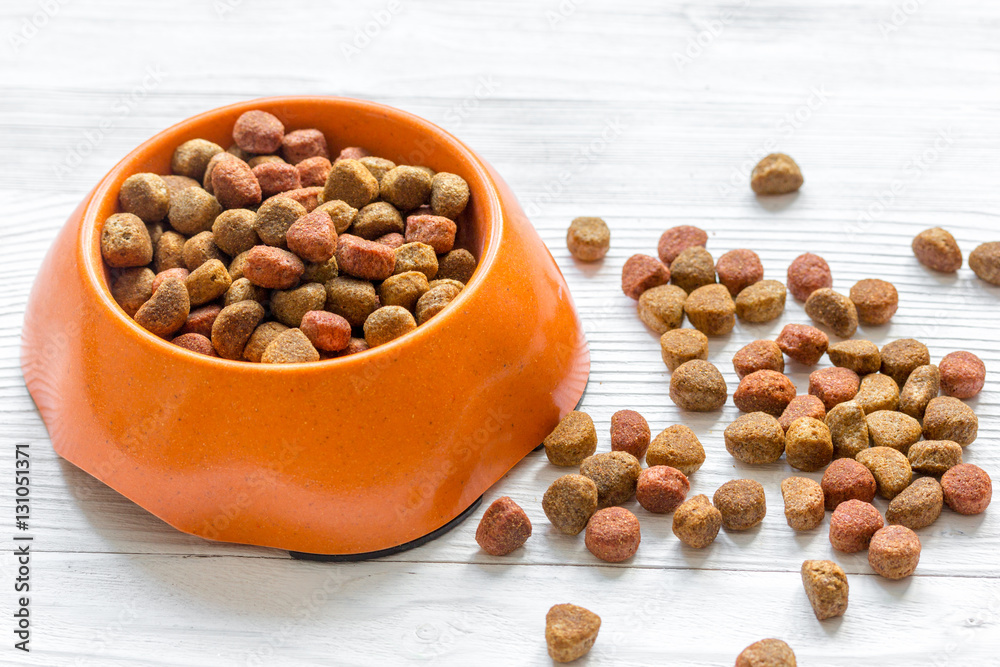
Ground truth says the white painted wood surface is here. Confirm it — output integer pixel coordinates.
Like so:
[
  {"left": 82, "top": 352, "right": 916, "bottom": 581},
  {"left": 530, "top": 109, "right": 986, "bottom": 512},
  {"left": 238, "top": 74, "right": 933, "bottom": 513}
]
[{"left": 1, "top": 0, "right": 999, "bottom": 664}]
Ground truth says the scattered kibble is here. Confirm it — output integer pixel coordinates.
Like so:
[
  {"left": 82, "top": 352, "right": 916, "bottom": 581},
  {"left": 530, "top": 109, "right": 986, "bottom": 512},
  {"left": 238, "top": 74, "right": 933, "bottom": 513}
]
[
  {"left": 938, "top": 351, "right": 986, "bottom": 399},
  {"left": 670, "top": 246, "right": 716, "bottom": 294},
  {"left": 856, "top": 447, "right": 912, "bottom": 500},
  {"left": 659, "top": 328, "right": 709, "bottom": 371},
  {"left": 734, "top": 279, "right": 787, "bottom": 323},
  {"left": 854, "top": 373, "right": 900, "bottom": 413},
  {"left": 579, "top": 452, "right": 642, "bottom": 509},
  {"left": 669, "top": 360, "right": 728, "bottom": 411},
  {"left": 912, "top": 227, "right": 962, "bottom": 273},
  {"left": 715, "top": 248, "right": 763, "bottom": 297},
  {"left": 781, "top": 477, "right": 825, "bottom": 531},
  {"left": 808, "top": 367, "right": 860, "bottom": 410},
  {"left": 941, "top": 464, "right": 992, "bottom": 515},
  {"left": 880, "top": 339, "right": 930, "bottom": 388},
  {"left": 776, "top": 323, "right": 828, "bottom": 366},
  {"left": 907, "top": 440, "right": 963, "bottom": 476},
  {"left": 969, "top": 241, "right": 1000, "bottom": 285},
  {"left": 545, "top": 604, "right": 601, "bottom": 664},
  {"left": 713, "top": 479, "right": 767, "bottom": 531},
  {"left": 849, "top": 279, "right": 898, "bottom": 325},
  {"left": 829, "top": 499, "right": 883, "bottom": 553},
  {"left": 542, "top": 475, "right": 599, "bottom": 536},
  {"left": 886, "top": 477, "right": 943, "bottom": 530},
  {"left": 724, "top": 412, "right": 786, "bottom": 464},
  {"left": 733, "top": 370, "right": 796, "bottom": 417},
  {"left": 865, "top": 411, "right": 922, "bottom": 454},
  {"left": 637, "top": 284, "right": 687, "bottom": 334},
  {"left": 610, "top": 410, "right": 651, "bottom": 460},
  {"left": 801, "top": 560, "right": 848, "bottom": 620},
  {"left": 827, "top": 340, "right": 881, "bottom": 376},
  {"left": 621, "top": 254, "right": 670, "bottom": 299},
  {"left": 786, "top": 252, "right": 831, "bottom": 302},
  {"left": 736, "top": 639, "right": 797, "bottom": 667},
  {"left": 646, "top": 425, "right": 706, "bottom": 475},
  {"left": 922, "top": 397, "right": 978, "bottom": 446},
  {"left": 804, "top": 288, "right": 858, "bottom": 338},
  {"left": 475, "top": 496, "right": 532, "bottom": 556},
  {"left": 566, "top": 216, "right": 611, "bottom": 261},
  {"left": 544, "top": 411, "right": 598, "bottom": 466},
  {"left": 657, "top": 225, "right": 707, "bottom": 264},
  {"left": 635, "top": 466, "right": 689, "bottom": 514},
  {"left": 785, "top": 417, "right": 833, "bottom": 472},
  {"left": 899, "top": 364, "right": 940, "bottom": 420},
  {"left": 821, "top": 458, "right": 876, "bottom": 510},
  {"left": 825, "top": 400, "right": 870, "bottom": 460},
  {"left": 585, "top": 507, "right": 640, "bottom": 562},
  {"left": 868, "top": 525, "right": 921, "bottom": 579},
  {"left": 750, "top": 153, "right": 803, "bottom": 195},
  {"left": 779, "top": 395, "right": 826, "bottom": 432},
  {"left": 672, "top": 494, "right": 722, "bottom": 548},
  {"left": 733, "top": 340, "right": 785, "bottom": 379},
  {"left": 683, "top": 283, "right": 736, "bottom": 335}
]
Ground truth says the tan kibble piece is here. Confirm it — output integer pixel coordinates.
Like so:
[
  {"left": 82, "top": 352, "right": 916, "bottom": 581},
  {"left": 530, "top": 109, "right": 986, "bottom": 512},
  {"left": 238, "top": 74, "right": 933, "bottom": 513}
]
[
  {"left": 415, "top": 282, "right": 461, "bottom": 325},
  {"left": 436, "top": 249, "right": 476, "bottom": 284},
  {"left": 646, "top": 425, "right": 705, "bottom": 476},
  {"left": 168, "top": 187, "right": 222, "bottom": 236},
  {"left": 394, "top": 242, "right": 439, "bottom": 280},
  {"left": 907, "top": 440, "right": 963, "bottom": 476},
  {"left": 868, "top": 525, "right": 921, "bottom": 579},
  {"left": 429, "top": 172, "right": 470, "bottom": 220},
  {"left": 821, "top": 458, "right": 877, "bottom": 510},
  {"left": 380, "top": 166, "right": 432, "bottom": 211},
  {"left": 428, "top": 278, "right": 465, "bottom": 292},
  {"left": 804, "top": 288, "right": 858, "bottom": 338},
  {"left": 849, "top": 279, "right": 899, "bottom": 325},
  {"left": 825, "top": 401, "right": 870, "bottom": 459},
  {"left": 314, "top": 199, "right": 358, "bottom": 235},
  {"left": 542, "top": 475, "right": 599, "bottom": 535},
  {"left": 865, "top": 411, "right": 921, "bottom": 454},
  {"left": 827, "top": 340, "right": 881, "bottom": 376},
  {"left": 364, "top": 305, "right": 417, "bottom": 347},
  {"left": 171, "top": 138, "right": 223, "bottom": 180},
  {"left": 880, "top": 338, "right": 930, "bottom": 387},
  {"left": 353, "top": 202, "right": 404, "bottom": 240},
  {"left": 544, "top": 411, "right": 598, "bottom": 466},
  {"left": 111, "top": 268, "right": 155, "bottom": 317},
  {"left": 735, "top": 279, "right": 787, "bottom": 323},
  {"left": 785, "top": 417, "right": 833, "bottom": 472},
  {"left": 669, "top": 360, "right": 727, "bottom": 412},
  {"left": 101, "top": 213, "right": 153, "bottom": 268},
  {"left": 271, "top": 282, "right": 326, "bottom": 327},
  {"left": 751, "top": 153, "right": 803, "bottom": 195},
  {"left": 670, "top": 246, "right": 716, "bottom": 294},
  {"left": 683, "top": 283, "right": 736, "bottom": 336},
  {"left": 322, "top": 159, "right": 379, "bottom": 209},
  {"left": 886, "top": 477, "right": 943, "bottom": 530},
  {"left": 119, "top": 173, "right": 170, "bottom": 223},
  {"left": 781, "top": 477, "right": 825, "bottom": 531},
  {"left": 801, "top": 560, "right": 848, "bottom": 620},
  {"left": 969, "top": 241, "right": 1000, "bottom": 285},
  {"left": 358, "top": 156, "right": 396, "bottom": 184},
  {"left": 545, "top": 604, "right": 601, "bottom": 664},
  {"left": 261, "top": 328, "right": 320, "bottom": 364},
  {"left": 242, "top": 321, "right": 288, "bottom": 362},
  {"left": 733, "top": 370, "right": 796, "bottom": 417},
  {"left": 224, "top": 277, "right": 267, "bottom": 306},
  {"left": 779, "top": 395, "right": 826, "bottom": 432},
  {"left": 713, "top": 479, "right": 766, "bottom": 531},
  {"left": 736, "top": 639, "right": 797, "bottom": 667},
  {"left": 155, "top": 231, "right": 186, "bottom": 273},
  {"left": 134, "top": 278, "right": 190, "bottom": 337},
  {"left": 212, "top": 209, "right": 259, "bottom": 256},
  {"left": 580, "top": 451, "right": 642, "bottom": 508},
  {"left": 324, "top": 276, "right": 380, "bottom": 328},
  {"left": 255, "top": 197, "right": 308, "bottom": 249},
  {"left": 378, "top": 271, "right": 430, "bottom": 311},
  {"left": 672, "top": 494, "right": 722, "bottom": 548},
  {"left": 659, "top": 328, "right": 709, "bottom": 371},
  {"left": 854, "top": 373, "right": 900, "bottom": 413},
  {"left": 912, "top": 227, "right": 962, "bottom": 272},
  {"left": 161, "top": 175, "right": 200, "bottom": 203},
  {"left": 733, "top": 340, "right": 785, "bottom": 379},
  {"left": 724, "top": 412, "right": 785, "bottom": 464},
  {"left": 185, "top": 259, "right": 232, "bottom": 306},
  {"left": 301, "top": 257, "right": 339, "bottom": 284},
  {"left": 922, "top": 396, "right": 978, "bottom": 446},
  {"left": 856, "top": 447, "right": 912, "bottom": 500},
  {"left": 566, "top": 217, "right": 611, "bottom": 261},
  {"left": 211, "top": 300, "right": 265, "bottom": 360},
  {"left": 829, "top": 499, "right": 883, "bottom": 552}
]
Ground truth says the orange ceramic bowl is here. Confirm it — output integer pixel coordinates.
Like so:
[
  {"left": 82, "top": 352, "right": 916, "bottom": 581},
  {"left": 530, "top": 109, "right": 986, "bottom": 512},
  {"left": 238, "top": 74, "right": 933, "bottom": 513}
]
[{"left": 21, "top": 96, "right": 590, "bottom": 557}]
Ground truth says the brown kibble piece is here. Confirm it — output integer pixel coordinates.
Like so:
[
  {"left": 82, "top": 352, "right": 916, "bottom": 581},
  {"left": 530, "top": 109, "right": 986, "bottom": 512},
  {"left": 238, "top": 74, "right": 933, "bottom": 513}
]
[
  {"left": 865, "top": 411, "right": 921, "bottom": 454},
  {"left": 646, "top": 425, "right": 706, "bottom": 476},
  {"left": 821, "top": 458, "right": 877, "bottom": 510},
  {"left": 545, "top": 604, "right": 601, "bottom": 664},
  {"left": 713, "top": 479, "right": 766, "bottom": 531},
  {"left": 736, "top": 639, "right": 797, "bottom": 667},
  {"left": 786, "top": 253, "right": 831, "bottom": 302},
  {"left": 580, "top": 452, "right": 642, "bottom": 508},
  {"left": 161, "top": 175, "right": 201, "bottom": 204},
  {"left": 233, "top": 110, "right": 284, "bottom": 154},
  {"left": 610, "top": 410, "right": 650, "bottom": 460},
  {"left": 322, "top": 276, "right": 378, "bottom": 327},
  {"left": 154, "top": 231, "right": 186, "bottom": 273},
  {"left": 322, "top": 159, "right": 379, "bottom": 209},
  {"left": 185, "top": 259, "right": 232, "bottom": 306},
  {"left": 825, "top": 401, "right": 870, "bottom": 460},
  {"left": 111, "top": 267, "right": 155, "bottom": 317},
  {"left": 436, "top": 249, "right": 476, "bottom": 284},
  {"left": 281, "top": 128, "right": 328, "bottom": 164},
  {"left": 779, "top": 395, "right": 826, "bottom": 432},
  {"left": 544, "top": 411, "right": 598, "bottom": 466},
  {"left": 101, "top": 213, "right": 153, "bottom": 268},
  {"left": 178, "top": 304, "right": 221, "bottom": 338},
  {"left": 829, "top": 499, "right": 883, "bottom": 552},
  {"left": 735, "top": 280, "right": 787, "bottom": 323},
  {"left": 566, "top": 216, "right": 610, "bottom": 261},
  {"left": 880, "top": 338, "right": 929, "bottom": 387},
  {"left": 287, "top": 211, "right": 337, "bottom": 263},
  {"left": 800, "top": 560, "right": 848, "bottom": 620},
  {"left": 886, "top": 477, "right": 943, "bottom": 530},
  {"left": 271, "top": 283, "right": 326, "bottom": 327},
  {"left": 724, "top": 412, "right": 785, "bottom": 464},
  {"left": 939, "top": 351, "right": 986, "bottom": 399},
  {"left": 912, "top": 227, "right": 962, "bottom": 273},
  {"left": 715, "top": 249, "right": 764, "bottom": 297},
  {"left": 672, "top": 495, "right": 722, "bottom": 548},
  {"left": 808, "top": 367, "right": 860, "bottom": 410},
  {"left": 942, "top": 464, "right": 992, "bottom": 515},
  {"left": 212, "top": 158, "right": 262, "bottom": 210},
  {"left": 670, "top": 246, "right": 716, "bottom": 294},
  {"left": 849, "top": 279, "right": 898, "bottom": 325},
  {"left": 314, "top": 199, "right": 358, "bottom": 235},
  {"left": 805, "top": 288, "right": 858, "bottom": 339},
  {"left": 622, "top": 254, "right": 670, "bottom": 299},
  {"left": 252, "top": 162, "right": 301, "bottom": 199},
  {"left": 854, "top": 373, "right": 900, "bottom": 413},
  {"left": 171, "top": 139, "right": 223, "bottom": 180},
  {"left": 856, "top": 447, "right": 912, "bottom": 500},
  {"left": 899, "top": 362, "right": 941, "bottom": 418},
  {"left": 119, "top": 173, "right": 170, "bottom": 223},
  {"left": 359, "top": 156, "right": 396, "bottom": 184},
  {"left": 475, "top": 496, "right": 531, "bottom": 556},
  {"left": 254, "top": 197, "right": 308, "bottom": 249},
  {"left": 636, "top": 466, "right": 689, "bottom": 513},
  {"left": 657, "top": 225, "right": 707, "bottom": 264},
  {"left": 394, "top": 242, "right": 439, "bottom": 280},
  {"left": 907, "top": 440, "right": 963, "bottom": 476},
  {"left": 827, "top": 340, "right": 881, "bottom": 376},
  {"left": 733, "top": 370, "right": 796, "bottom": 417},
  {"left": 776, "top": 324, "right": 828, "bottom": 366},
  {"left": 212, "top": 209, "right": 259, "bottom": 256},
  {"left": 733, "top": 340, "right": 785, "bottom": 379},
  {"left": 659, "top": 328, "right": 709, "bottom": 371},
  {"left": 242, "top": 321, "right": 288, "bottom": 362},
  {"left": 751, "top": 153, "right": 803, "bottom": 195},
  {"left": 785, "top": 417, "right": 833, "bottom": 472},
  {"left": 336, "top": 234, "right": 396, "bottom": 281},
  {"left": 260, "top": 327, "right": 319, "bottom": 364},
  {"left": 868, "top": 525, "right": 921, "bottom": 579},
  {"left": 134, "top": 278, "right": 190, "bottom": 337},
  {"left": 429, "top": 172, "right": 470, "bottom": 220},
  {"left": 969, "top": 241, "right": 1000, "bottom": 285},
  {"left": 380, "top": 166, "right": 432, "bottom": 211},
  {"left": 585, "top": 507, "right": 640, "bottom": 562},
  {"left": 405, "top": 214, "right": 456, "bottom": 254},
  {"left": 211, "top": 300, "right": 265, "bottom": 359},
  {"left": 378, "top": 271, "right": 430, "bottom": 311},
  {"left": 781, "top": 477, "right": 825, "bottom": 531},
  {"left": 922, "top": 396, "right": 978, "bottom": 446},
  {"left": 670, "top": 360, "right": 728, "bottom": 412},
  {"left": 171, "top": 333, "right": 216, "bottom": 357},
  {"left": 543, "top": 475, "right": 599, "bottom": 535},
  {"left": 684, "top": 284, "right": 736, "bottom": 335},
  {"left": 414, "top": 283, "right": 460, "bottom": 325},
  {"left": 243, "top": 246, "right": 305, "bottom": 290},
  {"left": 363, "top": 305, "right": 416, "bottom": 347},
  {"left": 353, "top": 202, "right": 404, "bottom": 240},
  {"left": 169, "top": 187, "right": 222, "bottom": 236},
  {"left": 183, "top": 231, "right": 227, "bottom": 272}
]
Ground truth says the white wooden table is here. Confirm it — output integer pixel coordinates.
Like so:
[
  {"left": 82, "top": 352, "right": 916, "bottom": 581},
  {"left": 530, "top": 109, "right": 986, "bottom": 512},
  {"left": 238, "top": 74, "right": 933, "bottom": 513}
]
[{"left": 2, "top": 1, "right": 999, "bottom": 664}]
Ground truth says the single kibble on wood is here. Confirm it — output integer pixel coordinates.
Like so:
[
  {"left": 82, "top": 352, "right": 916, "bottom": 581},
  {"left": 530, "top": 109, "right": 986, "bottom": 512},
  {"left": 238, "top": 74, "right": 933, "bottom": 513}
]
[
  {"left": 785, "top": 417, "right": 834, "bottom": 472},
  {"left": 544, "top": 411, "right": 598, "bottom": 466},
  {"left": 779, "top": 395, "right": 826, "bottom": 432},
  {"left": 865, "top": 411, "right": 922, "bottom": 454},
  {"left": 211, "top": 300, "right": 265, "bottom": 360},
  {"left": 821, "top": 458, "right": 876, "bottom": 510},
  {"left": 684, "top": 283, "right": 736, "bottom": 335},
  {"left": 405, "top": 214, "right": 457, "bottom": 254},
  {"left": 637, "top": 284, "right": 687, "bottom": 333},
  {"left": 566, "top": 216, "right": 611, "bottom": 261},
  {"left": 733, "top": 340, "right": 785, "bottom": 379},
  {"left": 804, "top": 288, "right": 858, "bottom": 339},
  {"left": 354, "top": 200, "right": 405, "bottom": 239},
  {"left": 101, "top": 213, "right": 153, "bottom": 268},
  {"left": 585, "top": 507, "right": 640, "bottom": 562},
  {"left": 912, "top": 227, "right": 962, "bottom": 272},
  {"left": 133, "top": 277, "right": 190, "bottom": 337},
  {"left": 155, "top": 231, "right": 187, "bottom": 273},
  {"left": 886, "top": 477, "right": 943, "bottom": 530},
  {"left": 868, "top": 526, "right": 921, "bottom": 580},
  {"left": 212, "top": 158, "right": 262, "bottom": 210},
  {"left": 829, "top": 499, "right": 883, "bottom": 553},
  {"left": 542, "top": 474, "right": 599, "bottom": 535},
  {"left": 336, "top": 234, "right": 396, "bottom": 281},
  {"left": 750, "top": 153, "right": 803, "bottom": 195},
  {"left": 825, "top": 401, "right": 870, "bottom": 460},
  {"left": 363, "top": 305, "right": 417, "bottom": 347},
  {"left": 939, "top": 351, "right": 986, "bottom": 399},
  {"left": 415, "top": 282, "right": 461, "bottom": 325},
  {"left": 827, "top": 340, "right": 881, "bottom": 376},
  {"left": 736, "top": 639, "right": 797, "bottom": 667},
  {"left": 314, "top": 199, "right": 359, "bottom": 235},
  {"left": 183, "top": 231, "right": 227, "bottom": 272},
  {"left": 854, "top": 373, "right": 900, "bottom": 413},
  {"left": 776, "top": 323, "right": 828, "bottom": 366},
  {"left": 378, "top": 271, "right": 430, "bottom": 311},
  {"left": 260, "top": 327, "right": 320, "bottom": 364},
  {"left": 856, "top": 447, "right": 912, "bottom": 500},
  {"left": 179, "top": 304, "right": 221, "bottom": 338},
  {"left": 715, "top": 249, "right": 764, "bottom": 297},
  {"left": 786, "top": 252, "right": 831, "bottom": 302},
  {"left": 545, "top": 604, "right": 601, "bottom": 664},
  {"left": 281, "top": 128, "right": 329, "bottom": 164},
  {"left": 880, "top": 338, "right": 930, "bottom": 387},
  {"left": 185, "top": 258, "right": 232, "bottom": 306},
  {"left": 670, "top": 359, "right": 728, "bottom": 412},
  {"left": 713, "top": 479, "right": 766, "bottom": 531},
  {"left": 436, "top": 249, "right": 477, "bottom": 284},
  {"left": 781, "top": 477, "right": 825, "bottom": 531},
  {"left": 111, "top": 267, "right": 155, "bottom": 317},
  {"left": 801, "top": 560, "right": 848, "bottom": 620},
  {"left": 941, "top": 464, "right": 992, "bottom": 515},
  {"left": 297, "top": 156, "right": 333, "bottom": 188},
  {"left": 322, "top": 158, "right": 380, "bottom": 209},
  {"left": 636, "top": 466, "right": 689, "bottom": 513},
  {"left": 243, "top": 245, "right": 305, "bottom": 290},
  {"left": 242, "top": 321, "right": 288, "bottom": 363},
  {"left": 907, "top": 440, "right": 963, "bottom": 476},
  {"left": 899, "top": 364, "right": 940, "bottom": 420},
  {"left": 429, "top": 172, "right": 469, "bottom": 220},
  {"left": 233, "top": 110, "right": 284, "bottom": 154},
  {"left": 733, "top": 370, "right": 796, "bottom": 417},
  {"left": 735, "top": 279, "right": 787, "bottom": 323},
  {"left": 969, "top": 241, "right": 1000, "bottom": 285},
  {"left": 808, "top": 367, "right": 860, "bottom": 411},
  {"left": 474, "top": 496, "right": 531, "bottom": 556},
  {"left": 358, "top": 156, "right": 396, "bottom": 184},
  {"left": 621, "top": 254, "right": 670, "bottom": 299},
  {"left": 670, "top": 246, "right": 717, "bottom": 294},
  {"left": 922, "top": 396, "right": 978, "bottom": 446},
  {"left": 849, "top": 279, "right": 899, "bottom": 325},
  {"left": 380, "top": 165, "right": 432, "bottom": 211},
  {"left": 580, "top": 452, "right": 642, "bottom": 509},
  {"left": 212, "top": 208, "right": 259, "bottom": 256},
  {"left": 672, "top": 494, "right": 722, "bottom": 548},
  {"left": 252, "top": 161, "right": 301, "bottom": 199},
  {"left": 659, "top": 328, "right": 709, "bottom": 371},
  {"left": 171, "top": 332, "right": 217, "bottom": 356},
  {"left": 724, "top": 412, "right": 786, "bottom": 464},
  {"left": 271, "top": 283, "right": 327, "bottom": 328},
  {"left": 646, "top": 425, "right": 706, "bottom": 475},
  {"left": 119, "top": 173, "right": 170, "bottom": 223},
  {"left": 610, "top": 410, "right": 651, "bottom": 460},
  {"left": 657, "top": 225, "right": 707, "bottom": 264},
  {"left": 394, "top": 242, "right": 439, "bottom": 280}
]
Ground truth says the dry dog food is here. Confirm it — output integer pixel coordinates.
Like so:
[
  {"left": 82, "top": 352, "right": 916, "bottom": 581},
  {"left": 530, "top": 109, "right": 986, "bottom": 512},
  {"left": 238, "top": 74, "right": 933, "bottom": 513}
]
[
  {"left": 111, "top": 268, "right": 154, "bottom": 317},
  {"left": 638, "top": 284, "right": 687, "bottom": 334},
  {"left": 941, "top": 464, "right": 992, "bottom": 515},
  {"left": 827, "top": 340, "right": 881, "bottom": 375},
  {"left": 260, "top": 328, "right": 320, "bottom": 364},
  {"left": 135, "top": 278, "right": 190, "bottom": 337},
  {"left": 922, "top": 397, "right": 978, "bottom": 446},
  {"left": 102, "top": 213, "right": 154, "bottom": 268},
  {"left": 939, "top": 351, "right": 986, "bottom": 398},
  {"left": 714, "top": 479, "right": 766, "bottom": 531},
  {"left": 786, "top": 253, "right": 831, "bottom": 302},
  {"left": 660, "top": 328, "right": 709, "bottom": 371},
  {"left": 670, "top": 360, "right": 728, "bottom": 411},
  {"left": 969, "top": 241, "right": 1000, "bottom": 285},
  {"left": 734, "top": 370, "right": 796, "bottom": 417},
  {"left": 715, "top": 249, "right": 764, "bottom": 297},
  {"left": 804, "top": 288, "right": 858, "bottom": 338},
  {"left": 724, "top": 412, "right": 786, "bottom": 464},
  {"left": 436, "top": 248, "right": 476, "bottom": 283},
  {"left": 829, "top": 499, "right": 884, "bottom": 552},
  {"left": 610, "top": 410, "right": 651, "bottom": 460},
  {"left": 907, "top": 440, "right": 963, "bottom": 476},
  {"left": 821, "top": 458, "right": 877, "bottom": 510},
  {"left": 733, "top": 340, "right": 785, "bottom": 379},
  {"left": 585, "top": 507, "right": 641, "bottom": 562},
  {"left": 800, "top": 560, "right": 848, "bottom": 620},
  {"left": 672, "top": 494, "right": 722, "bottom": 548},
  {"left": 849, "top": 279, "right": 898, "bottom": 325},
  {"left": 776, "top": 324, "right": 828, "bottom": 366},
  {"left": 171, "top": 138, "right": 223, "bottom": 180},
  {"left": 856, "top": 447, "right": 912, "bottom": 500},
  {"left": 854, "top": 373, "right": 900, "bottom": 413},
  {"left": 299, "top": 310, "right": 351, "bottom": 352},
  {"left": 881, "top": 339, "right": 930, "bottom": 387},
  {"left": 781, "top": 477, "right": 825, "bottom": 531},
  {"left": 475, "top": 496, "right": 532, "bottom": 556},
  {"left": 736, "top": 639, "right": 797, "bottom": 667},
  {"left": 808, "top": 367, "right": 860, "bottom": 410},
  {"left": 544, "top": 411, "right": 598, "bottom": 466},
  {"left": 912, "top": 227, "right": 962, "bottom": 272},
  {"left": 543, "top": 474, "right": 599, "bottom": 535},
  {"left": 670, "top": 247, "right": 717, "bottom": 294},
  {"left": 580, "top": 452, "right": 642, "bottom": 508},
  {"left": 886, "top": 477, "right": 943, "bottom": 530},
  {"left": 825, "top": 400, "right": 870, "bottom": 459},
  {"left": 779, "top": 395, "right": 826, "bottom": 432},
  {"left": 683, "top": 283, "right": 736, "bottom": 335},
  {"left": 646, "top": 425, "right": 706, "bottom": 475},
  {"left": 750, "top": 153, "right": 803, "bottom": 195},
  {"left": 865, "top": 411, "right": 922, "bottom": 454},
  {"left": 635, "top": 466, "right": 690, "bottom": 513},
  {"left": 211, "top": 301, "right": 265, "bottom": 360},
  {"left": 899, "top": 364, "right": 940, "bottom": 420},
  {"left": 657, "top": 225, "right": 707, "bottom": 264},
  {"left": 735, "top": 279, "right": 787, "bottom": 323},
  {"left": 869, "top": 525, "right": 921, "bottom": 579},
  {"left": 172, "top": 333, "right": 216, "bottom": 356},
  {"left": 545, "top": 604, "right": 601, "bottom": 663},
  {"left": 622, "top": 254, "right": 670, "bottom": 299},
  {"left": 785, "top": 417, "right": 834, "bottom": 472},
  {"left": 566, "top": 216, "right": 610, "bottom": 261},
  {"left": 363, "top": 305, "right": 416, "bottom": 347}
]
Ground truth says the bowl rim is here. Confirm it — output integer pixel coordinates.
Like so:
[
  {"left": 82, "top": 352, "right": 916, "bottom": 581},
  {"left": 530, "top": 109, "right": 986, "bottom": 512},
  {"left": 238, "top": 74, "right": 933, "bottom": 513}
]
[{"left": 80, "top": 95, "right": 504, "bottom": 372}]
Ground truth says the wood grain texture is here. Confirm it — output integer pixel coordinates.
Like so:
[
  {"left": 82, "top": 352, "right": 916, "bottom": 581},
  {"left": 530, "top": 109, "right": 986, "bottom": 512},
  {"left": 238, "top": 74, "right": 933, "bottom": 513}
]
[{"left": 1, "top": 0, "right": 999, "bottom": 664}]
